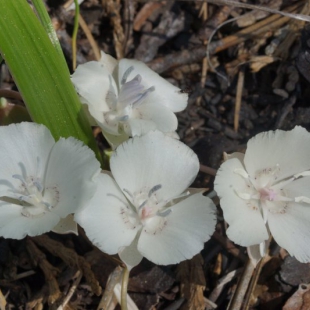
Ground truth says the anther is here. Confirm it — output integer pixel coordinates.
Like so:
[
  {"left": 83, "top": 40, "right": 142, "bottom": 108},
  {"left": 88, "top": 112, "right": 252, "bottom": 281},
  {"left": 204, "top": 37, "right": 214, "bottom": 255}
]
[
  {"left": 121, "top": 66, "right": 135, "bottom": 85},
  {"left": 139, "top": 200, "right": 148, "bottom": 210},
  {"left": 148, "top": 184, "right": 162, "bottom": 198}
]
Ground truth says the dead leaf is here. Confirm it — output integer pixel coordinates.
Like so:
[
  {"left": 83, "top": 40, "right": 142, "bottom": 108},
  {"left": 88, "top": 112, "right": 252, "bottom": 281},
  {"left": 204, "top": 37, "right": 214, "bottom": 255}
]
[
  {"left": 283, "top": 284, "right": 310, "bottom": 310},
  {"left": 250, "top": 56, "right": 276, "bottom": 73},
  {"left": 176, "top": 254, "right": 206, "bottom": 310},
  {"left": 0, "top": 290, "right": 6, "bottom": 310}
]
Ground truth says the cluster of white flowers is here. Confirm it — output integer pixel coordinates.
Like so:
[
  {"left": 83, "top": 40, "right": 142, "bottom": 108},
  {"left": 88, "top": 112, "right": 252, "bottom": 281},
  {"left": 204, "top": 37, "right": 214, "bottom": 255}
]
[
  {"left": 0, "top": 52, "right": 217, "bottom": 270},
  {"left": 1, "top": 51, "right": 310, "bottom": 273}
]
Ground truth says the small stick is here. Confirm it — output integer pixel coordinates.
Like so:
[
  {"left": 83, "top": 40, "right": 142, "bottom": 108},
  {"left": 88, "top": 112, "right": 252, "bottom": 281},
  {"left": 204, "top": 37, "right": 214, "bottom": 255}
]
[
  {"left": 200, "top": 164, "right": 217, "bottom": 176},
  {"left": 242, "top": 256, "right": 266, "bottom": 310},
  {"left": 148, "top": 2, "right": 303, "bottom": 73},
  {"left": 79, "top": 14, "right": 101, "bottom": 61},
  {"left": 227, "top": 259, "right": 254, "bottom": 310},
  {"left": 57, "top": 270, "right": 82, "bottom": 310},
  {"left": 197, "top": 2, "right": 208, "bottom": 106},
  {"left": 234, "top": 68, "right": 245, "bottom": 132},
  {"left": 121, "top": 266, "right": 130, "bottom": 310},
  {"left": 0, "top": 90, "right": 23, "bottom": 101},
  {"left": 97, "top": 266, "right": 123, "bottom": 310}
]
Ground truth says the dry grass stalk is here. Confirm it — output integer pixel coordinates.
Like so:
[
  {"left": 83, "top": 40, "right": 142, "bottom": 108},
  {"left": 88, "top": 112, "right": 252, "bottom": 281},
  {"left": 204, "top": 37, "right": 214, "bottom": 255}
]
[
  {"left": 78, "top": 14, "right": 101, "bottom": 61},
  {"left": 234, "top": 68, "right": 245, "bottom": 132},
  {"left": 103, "top": 0, "right": 125, "bottom": 59},
  {"left": 97, "top": 266, "right": 123, "bottom": 310}
]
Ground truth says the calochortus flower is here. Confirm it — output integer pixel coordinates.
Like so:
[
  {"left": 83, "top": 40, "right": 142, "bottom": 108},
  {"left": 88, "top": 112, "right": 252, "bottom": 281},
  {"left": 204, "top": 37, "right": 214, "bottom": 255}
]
[
  {"left": 214, "top": 126, "right": 310, "bottom": 263},
  {"left": 75, "top": 131, "right": 216, "bottom": 269},
  {"left": 71, "top": 52, "right": 188, "bottom": 147},
  {"left": 0, "top": 122, "right": 100, "bottom": 239}
]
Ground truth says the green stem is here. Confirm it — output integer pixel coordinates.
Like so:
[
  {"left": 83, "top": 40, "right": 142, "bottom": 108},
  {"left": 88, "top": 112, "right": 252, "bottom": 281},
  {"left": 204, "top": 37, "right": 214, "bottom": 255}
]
[
  {"left": 72, "top": 0, "right": 80, "bottom": 70},
  {"left": 0, "top": 0, "right": 102, "bottom": 162},
  {"left": 31, "top": 0, "right": 68, "bottom": 70},
  {"left": 121, "top": 266, "right": 129, "bottom": 310}
]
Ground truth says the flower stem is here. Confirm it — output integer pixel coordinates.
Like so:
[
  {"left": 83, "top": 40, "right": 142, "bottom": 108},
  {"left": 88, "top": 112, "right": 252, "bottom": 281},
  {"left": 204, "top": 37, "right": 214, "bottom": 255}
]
[
  {"left": 121, "top": 266, "right": 130, "bottom": 310},
  {"left": 72, "top": 0, "right": 80, "bottom": 70}
]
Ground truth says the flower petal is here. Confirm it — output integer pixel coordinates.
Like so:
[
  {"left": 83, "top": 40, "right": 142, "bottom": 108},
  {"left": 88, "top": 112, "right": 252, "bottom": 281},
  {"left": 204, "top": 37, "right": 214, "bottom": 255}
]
[
  {"left": 0, "top": 122, "right": 55, "bottom": 188},
  {"left": 267, "top": 176, "right": 310, "bottom": 263},
  {"left": 244, "top": 126, "right": 310, "bottom": 182},
  {"left": 110, "top": 131, "right": 199, "bottom": 202},
  {"left": 133, "top": 102, "right": 178, "bottom": 134},
  {"left": 52, "top": 214, "right": 78, "bottom": 235},
  {"left": 71, "top": 61, "right": 117, "bottom": 113},
  {"left": 268, "top": 201, "right": 310, "bottom": 263},
  {"left": 119, "top": 233, "right": 143, "bottom": 270},
  {"left": 75, "top": 173, "right": 140, "bottom": 255},
  {"left": 99, "top": 51, "right": 118, "bottom": 75},
  {"left": 215, "top": 158, "right": 268, "bottom": 246},
  {"left": 124, "top": 118, "right": 157, "bottom": 136},
  {"left": 137, "top": 193, "right": 216, "bottom": 265},
  {"left": 0, "top": 202, "right": 60, "bottom": 239},
  {"left": 116, "top": 59, "right": 188, "bottom": 112},
  {"left": 45, "top": 137, "right": 100, "bottom": 217}
]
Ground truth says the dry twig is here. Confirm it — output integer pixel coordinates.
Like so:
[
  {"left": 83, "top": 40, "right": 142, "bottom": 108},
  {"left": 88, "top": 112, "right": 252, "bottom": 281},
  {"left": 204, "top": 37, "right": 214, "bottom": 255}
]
[{"left": 103, "top": 0, "right": 125, "bottom": 59}]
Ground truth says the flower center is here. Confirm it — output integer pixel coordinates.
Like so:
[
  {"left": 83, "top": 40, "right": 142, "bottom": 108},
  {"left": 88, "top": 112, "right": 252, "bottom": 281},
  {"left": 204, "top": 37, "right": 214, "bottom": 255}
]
[
  {"left": 234, "top": 165, "right": 290, "bottom": 218},
  {"left": 104, "top": 66, "right": 155, "bottom": 129},
  {"left": 117, "top": 184, "right": 171, "bottom": 235},
  {"left": 0, "top": 161, "right": 60, "bottom": 219}
]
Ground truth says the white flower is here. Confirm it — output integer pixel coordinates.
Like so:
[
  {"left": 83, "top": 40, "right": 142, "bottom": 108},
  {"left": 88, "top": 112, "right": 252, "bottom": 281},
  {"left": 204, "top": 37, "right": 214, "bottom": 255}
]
[
  {"left": 66, "top": 0, "right": 84, "bottom": 11},
  {"left": 214, "top": 126, "right": 310, "bottom": 263},
  {"left": 0, "top": 122, "right": 101, "bottom": 239},
  {"left": 71, "top": 52, "right": 188, "bottom": 147},
  {"left": 75, "top": 131, "right": 216, "bottom": 269}
]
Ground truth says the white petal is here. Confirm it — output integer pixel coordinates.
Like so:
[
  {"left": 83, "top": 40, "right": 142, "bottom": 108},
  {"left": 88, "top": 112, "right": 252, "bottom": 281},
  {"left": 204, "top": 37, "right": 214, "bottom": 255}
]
[
  {"left": 71, "top": 61, "right": 117, "bottom": 113},
  {"left": 284, "top": 175, "right": 310, "bottom": 199},
  {"left": 133, "top": 102, "right": 178, "bottom": 133},
  {"left": 244, "top": 126, "right": 310, "bottom": 182},
  {"left": 99, "top": 51, "right": 118, "bottom": 74},
  {"left": 125, "top": 118, "right": 157, "bottom": 136},
  {"left": 66, "top": 0, "right": 84, "bottom": 10},
  {"left": 0, "top": 203, "right": 60, "bottom": 239},
  {"left": 45, "top": 137, "right": 100, "bottom": 217},
  {"left": 165, "top": 131, "right": 180, "bottom": 139},
  {"left": 102, "top": 130, "right": 129, "bottom": 150},
  {"left": 75, "top": 173, "right": 140, "bottom": 255},
  {"left": 119, "top": 233, "right": 143, "bottom": 270},
  {"left": 214, "top": 158, "right": 268, "bottom": 246},
  {"left": 52, "top": 214, "right": 78, "bottom": 235},
  {"left": 137, "top": 193, "right": 216, "bottom": 265},
  {"left": 0, "top": 122, "right": 54, "bottom": 188},
  {"left": 268, "top": 201, "right": 310, "bottom": 263},
  {"left": 110, "top": 131, "right": 199, "bottom": 202},
  {"left": 116, "top": 59, "right": 188, "bottom": 112},
  {"left": 224, "top": 152, "right": 245, "bottom": 162}
]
